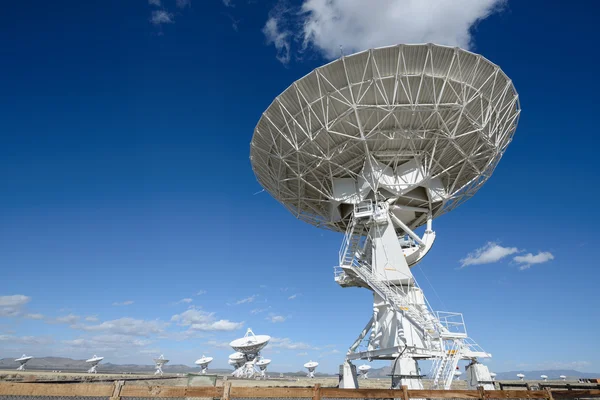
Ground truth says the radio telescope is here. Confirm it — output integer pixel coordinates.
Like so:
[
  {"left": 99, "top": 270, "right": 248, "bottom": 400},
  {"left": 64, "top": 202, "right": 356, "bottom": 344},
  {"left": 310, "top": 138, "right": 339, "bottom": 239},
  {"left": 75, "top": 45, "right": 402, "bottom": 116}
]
[
  {"left": 490, "top": 372, "right": 497, "bottom": 381},
  {"left": 358, "top": 364, "right": 371, "bottom": 379},
  {"left": 454, "top": 369, "right": 462, "bottom": 380},
  {"left": 195, "top": 355, "right": 213, "bottom": 374},
  {"left": 541, "top": 374, "right": 548, "bottom": 382},
  {"left": 86, "top": 355, "right": 104, "bottom": 374},
  {"left": 15, "top": 354, "right": 33, "bottom": 371},
  {"left": 229, "top": 328, "right": 270, "bottom": 378},
  {"left": 517, "top": 373, "right": 525, "bottom": 381},
  {"left": 250, "top": 43, "right": 519, "bottom": 390},
  {"left": 153, "top": 355, "right": 169, "bottom": 376},
  {"left": 560, "top": 375, "right": 566, "bottom": 381},
  {"left": 256, "top": 359, "right": 271, "bottom": 379},
  {"left": 304, "top": 361, "right": 319, "bottom": 378}
]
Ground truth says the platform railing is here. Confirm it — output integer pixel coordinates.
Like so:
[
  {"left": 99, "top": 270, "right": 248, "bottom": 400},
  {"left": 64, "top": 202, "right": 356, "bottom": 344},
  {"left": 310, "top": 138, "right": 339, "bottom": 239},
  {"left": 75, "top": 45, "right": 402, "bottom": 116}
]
[{"left": 1, "top": 381, "right": 600, "bottom": 400}]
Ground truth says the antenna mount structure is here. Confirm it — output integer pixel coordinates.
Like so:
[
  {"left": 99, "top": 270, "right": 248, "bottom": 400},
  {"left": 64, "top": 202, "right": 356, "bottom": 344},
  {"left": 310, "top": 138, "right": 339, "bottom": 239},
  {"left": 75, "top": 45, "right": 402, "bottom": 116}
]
[
  {"left": 304, "top": 361, "right": 319, "bottom": 378},
  {"left": 251, "top": 43, "right": 520, "bottom": 390},
  {"left": 85, "top": 355, "right": 104, "bottom": 374}
]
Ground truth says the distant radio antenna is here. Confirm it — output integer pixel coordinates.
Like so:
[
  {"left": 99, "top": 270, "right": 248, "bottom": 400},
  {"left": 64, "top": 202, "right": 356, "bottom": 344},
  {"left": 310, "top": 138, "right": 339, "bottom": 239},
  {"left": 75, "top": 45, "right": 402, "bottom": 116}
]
[
  {"left": 86, "top": 355, "right": 104, "bottom": 374},
  {"left": 15, "top": 354, "right": 33, "bottom": 371},
  {"left": 304, "top": 361, "right": 319, "bottom": 378},
  {"left": 153, "top": 355, "right": 169, "bottom": 376},
  {"left": 358, "top": 364, "right": 371, "bottom": 379},
  {"left": 517, "top": 373, "right": 525, "bottom": 381},
  {"left": 195, "top": 355, "right": 213, "bottom": 374},
  {"left": 541, "top": 375, "right": 548, "bottom": 382},
  {"left": 490, "top": 372, "right": 497, "bottom": 381},
  {"left": 256, "top": 359, "right": 272, "bottom": 380},
  {"left": 560, "top": 375, "right": 566, "bottom": 381}
]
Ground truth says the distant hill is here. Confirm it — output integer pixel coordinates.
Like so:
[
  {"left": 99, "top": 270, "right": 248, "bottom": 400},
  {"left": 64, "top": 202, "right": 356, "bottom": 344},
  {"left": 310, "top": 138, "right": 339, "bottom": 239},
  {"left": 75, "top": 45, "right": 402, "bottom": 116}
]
[
  {"left": 0, "top": 357, "right": 334, "bottom": 376},
  {"left": 366, "top": 366, "right": 599, "bottom": 380}
]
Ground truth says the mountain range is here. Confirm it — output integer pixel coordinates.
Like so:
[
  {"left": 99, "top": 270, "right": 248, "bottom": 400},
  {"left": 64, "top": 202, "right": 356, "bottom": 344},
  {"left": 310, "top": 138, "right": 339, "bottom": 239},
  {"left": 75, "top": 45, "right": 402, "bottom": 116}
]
[{"left": 1, "top": 358, "right": 598, "bottom": 380}]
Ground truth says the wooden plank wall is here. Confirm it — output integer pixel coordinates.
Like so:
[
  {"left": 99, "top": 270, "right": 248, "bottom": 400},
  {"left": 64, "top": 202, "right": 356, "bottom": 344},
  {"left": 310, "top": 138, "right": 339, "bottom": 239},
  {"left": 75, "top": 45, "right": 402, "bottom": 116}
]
[{"left": 0, "top": 382, "right": 599, "bottom": 400}]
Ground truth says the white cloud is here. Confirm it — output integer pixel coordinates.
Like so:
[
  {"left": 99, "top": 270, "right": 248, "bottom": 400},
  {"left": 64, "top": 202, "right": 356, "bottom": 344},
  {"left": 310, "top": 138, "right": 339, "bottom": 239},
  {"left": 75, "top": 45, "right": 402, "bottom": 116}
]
[
  {"left": 0, "top": 334, "right": 53, "bottom": 345},
  {"left": 288, "top": 294, "right": 298, "bottom": 300},
  {"left": 150, "top": 10, "right": 174, "bottom": 25},
  {"left": 222, "top": 0, "right": 233, "bottom": 7},
  {"left": 513, "top": 251, "right": 555, "bottom": 270},
  {"left": 177, "top": 298, "right": 193, "bottom": 304},
  {"left": 62, "top": 334, "right": 152, "bottom": 350},
  {"left": 196, "top": 290, "right": 207, "bottom": 296},
  {"left": 460, "top": 242, "right": 519, "bottom": 267},
  {"left": 73, "top": 317, "right": 167, "bottom": 336},
  {"left": 263, "top": 14, "right": 291, "bottom": 64},
  {"left": 297, "top": 352, "right": 308, "bottom": 356},
  {"left": 235, "top": 295, "right": 258, "bottom": 305},
  {"left": 24, "top": 313, "right": 44, "bottom": 320},
  {"left": 0, "top": 295, "right": 31, "bottom": 317},
  {"left": 171, "top": 309, "right": 243, "bottom": 331},
  {"left": 54, "top": 314, "right": 80, "bottom": 324},
  {"left": 266, "top": 314, "right": 287, "bottom": 323},
  {"left": 176, "top": 0, "right": 191, "bottom": 8},
  {"left": 269, "top": 337, "right": 314, "bottom": 350},
  {"left": 264, "top": 0, "right": 506, "bottom": 64},
  {"left": 112, "top": 300, "right": 134, "bottom": 306},
  {"left": 251, "top": 307, "right": 270, "bottom": 314},
  {"left": 148, "top": 0, "right": 161, "bottom": 5},
  {"left": 85, "top": 316, "right": 99, "bottom": 322}
]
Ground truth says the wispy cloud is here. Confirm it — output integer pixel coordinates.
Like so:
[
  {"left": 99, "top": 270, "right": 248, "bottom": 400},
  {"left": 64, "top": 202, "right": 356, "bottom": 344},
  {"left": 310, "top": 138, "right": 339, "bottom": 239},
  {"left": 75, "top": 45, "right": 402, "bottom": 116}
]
[
  {"left": 234, "top": 295, "right": 258, "bottom": 305},
  {"left": 266, "top": 314, "right": 287, "bottom": 323},
  {"left": 251, "top": 307, "right": 270, "bottom": 314},
  {"left": 204, "top": 340, "right": 232, "bottom": 349},
  {"left": 513, "top": 252, "right": 554, "bottom": 270},
  {"left": 0, "top": 334, "right": 54, "bottom": 345},
  {"left": 177, "top": 298, "right": 193, "bottom": 304},
  {"left": 176, "top": 0, "right": 191, "bottom": 8},
  {"left": 148, "top": 0, "right": 161, "bottom": 5},
  {"left": 24, "top": 313, "right": 44, "bottom": 320},
  {"left": 196, "top": 290, "right": 207, "bottom": 296},
  {"left": 0, "top": 295, "right": 31, "bottom": 317},
  {"left": 288, "top": 294, "right": 299, "bottom": 300},
  {"left": 460, "top": 242, "right": 519, "bottom": 267},
  {"left": 53, "top": 314, "right": 80, "bottom": 324},
  {"left": 171, "top": 309, "right": 243, "bottom": 331},
  {"left": 297, "top": 352, "right": 308, "bottom": 356},
  {"left": 85, "top": 316, "right": 99, "bottom": 322},
  {"left": 150, "top": 10, "right": 174, "bottom": 25},
  {"left": 269, "top": 337, "right": 314, "bottom": 350},
  {"left": 263, "top": 0, "right": 506, "bottom": 64},
  {"left": 222, "top": 0, "right": 234, "bottom": 7},
  {"left": 223, "top": 13, "right": 241, "bottom": 32},
  {"left": 112, "top": 300, "right": 134, "bottom": 306},
  {"left": 72, "top": 317, "right": 167, "bottom": 336}
]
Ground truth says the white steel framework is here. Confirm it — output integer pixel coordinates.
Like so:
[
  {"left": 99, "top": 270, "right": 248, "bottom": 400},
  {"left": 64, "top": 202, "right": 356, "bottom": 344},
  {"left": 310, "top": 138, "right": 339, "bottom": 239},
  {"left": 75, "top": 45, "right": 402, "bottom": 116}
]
[{"left": 250, "top": 43, "right": 520, "bottom": 390}]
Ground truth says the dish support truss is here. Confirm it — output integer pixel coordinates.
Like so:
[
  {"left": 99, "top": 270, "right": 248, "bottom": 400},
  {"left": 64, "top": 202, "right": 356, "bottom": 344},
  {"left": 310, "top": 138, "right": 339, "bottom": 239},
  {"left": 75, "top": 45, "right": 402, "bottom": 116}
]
[
  {"left": 335, "top": 201, "right": 494, "bottom": 390},
  {"left": 231, "top": 354, "right": 268, "bottom": 380}
]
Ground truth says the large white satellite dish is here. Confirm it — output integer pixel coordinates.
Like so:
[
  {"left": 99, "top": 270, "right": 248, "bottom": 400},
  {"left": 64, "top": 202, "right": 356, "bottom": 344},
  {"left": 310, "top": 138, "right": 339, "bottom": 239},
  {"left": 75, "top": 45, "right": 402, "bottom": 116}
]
[
  {"left": 153, "top": 355, "right": 169, "bottom": 376},
  {"left": 251, "top": 43, "right": 520, "bottom": 391},
  {"left": 228, "top": 328, "right": 271, "bottom": 379},
  {"left": 517, "top": 373, "right": 525, "bottom": 381},
  {"left": 195, "top": 355, "right": 213, "bottom": 374},
  {"left": 86, "top": 355, "right": 104, "bottom": 374},
  {"left": 15, "top": 354, "right": 33, "bottom": 371},
  {"left": 304, "top": 361, "right": 319, "bottom": 378}
]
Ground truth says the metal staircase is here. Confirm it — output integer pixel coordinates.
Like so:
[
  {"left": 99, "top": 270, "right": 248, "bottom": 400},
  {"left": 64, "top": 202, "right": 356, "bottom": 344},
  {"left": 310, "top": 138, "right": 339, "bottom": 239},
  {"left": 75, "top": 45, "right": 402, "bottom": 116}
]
[{"left": 432, "top": 340, "right": 463, "bottom": 389}]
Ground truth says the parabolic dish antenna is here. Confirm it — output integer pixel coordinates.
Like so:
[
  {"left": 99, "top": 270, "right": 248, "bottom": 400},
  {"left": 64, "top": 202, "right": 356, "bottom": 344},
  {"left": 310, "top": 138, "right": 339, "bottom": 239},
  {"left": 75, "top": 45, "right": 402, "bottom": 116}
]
[
  {"left": 229, "top": 329, "right": 271, "bottom": 379},
  {"left": 251, "top": 43, "right": 520, "bottom": 391},
  {"left": 195, "top": 355, "right": 213, "bottom": 374},
  {"left": 153, "top": 355, "right": 169, "bottom": 376},
  {"left": 517, "top": 373, "right": 525, "bottom": 381},
  {"left": 304, "top": 361, "right": 319, "bottom": 378},
  {"left": 15, "top": 354, "right": 33, "bottom": 371},
  {"left": 490, "top": 372, "right": 497, "bottom": 381},
  {"left": 230, "top": 329, "right": 270, "bottom": 354},
  {"left": 358, "top": 364, "right": 371, "bottom": 379},
  {"left": 560, "top": 375, "right": 566, "bottom": 381},
  {"left": 256, "top": 358, "right": 272, "bottom": 379},
  {"left": 86, "top": 355, "right": 104, "bottom": 374},
  {"left": 541, "top": 375, "right": 548, "bottom": 381}
]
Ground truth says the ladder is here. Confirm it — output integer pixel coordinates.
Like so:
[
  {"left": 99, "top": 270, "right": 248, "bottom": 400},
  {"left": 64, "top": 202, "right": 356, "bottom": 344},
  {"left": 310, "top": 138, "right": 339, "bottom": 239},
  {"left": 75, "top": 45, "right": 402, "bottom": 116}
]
[{"left": 432, "top": 340, "right": 463, "bottom": 389}]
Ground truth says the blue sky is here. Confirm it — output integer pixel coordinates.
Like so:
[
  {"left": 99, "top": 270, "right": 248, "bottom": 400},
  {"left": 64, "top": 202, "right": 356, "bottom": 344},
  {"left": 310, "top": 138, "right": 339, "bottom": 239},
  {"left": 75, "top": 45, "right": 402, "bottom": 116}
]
[{"left": 0, "top": 0, "right": 599, "bottom": 374}]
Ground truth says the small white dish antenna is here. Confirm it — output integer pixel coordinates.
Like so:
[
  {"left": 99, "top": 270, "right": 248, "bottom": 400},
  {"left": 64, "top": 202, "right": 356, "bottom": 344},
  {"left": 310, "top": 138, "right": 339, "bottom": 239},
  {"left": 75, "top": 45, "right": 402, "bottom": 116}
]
[
  {"left": 358, "top": 364, "right": 371, "bottom": 379},
  {"left": 256, "top": 358, "right": 271, "bottom": 379},
  {"left": 490, "top": 372, "right": 497, "bottom": 381},
  {"left": 304, "top": 360, "right": 319, "bottom": 378},
  {"left": 153, "top": 355, "right": 169, "bottom": 376},
  {"left": 517, "top": 373, "right": 525, "bottom": 381},
  {"left": 454, "top": 370, "right": 463, "bottom": 380},
  {"left": 85, "top": 355, "right": 104, "bottom": 374},
  {"left": 15, "top": 354, "right": 33, "bottom": 371},
  {"left": 541, "top": 375, "right": 548, "bottom": 382},
  {"left": 195, "top": 355, "right": 213, "bottom": 374},
  {"left": 560, "top": 375, "right": 566, "bottom": 381}
]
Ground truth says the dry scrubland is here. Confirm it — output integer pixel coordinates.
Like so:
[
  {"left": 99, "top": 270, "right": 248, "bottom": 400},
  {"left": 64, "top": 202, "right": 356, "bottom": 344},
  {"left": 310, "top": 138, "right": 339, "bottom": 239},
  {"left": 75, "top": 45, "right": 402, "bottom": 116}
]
[{"left": 0, "top": 370, "right": 584, "bottom": 389}]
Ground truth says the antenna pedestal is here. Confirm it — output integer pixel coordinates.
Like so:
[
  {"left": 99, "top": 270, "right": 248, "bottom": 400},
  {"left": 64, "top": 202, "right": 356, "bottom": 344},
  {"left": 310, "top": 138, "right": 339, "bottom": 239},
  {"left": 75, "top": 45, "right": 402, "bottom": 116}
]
[
  {"left": 338, "top": 362, "right": 358, "bottom": 389},
  {"left": 391, "top": 358, "right": 423, "bottom": 390},
  {"left": 465, "top": 362, "right": 495, "bottom": 390}
]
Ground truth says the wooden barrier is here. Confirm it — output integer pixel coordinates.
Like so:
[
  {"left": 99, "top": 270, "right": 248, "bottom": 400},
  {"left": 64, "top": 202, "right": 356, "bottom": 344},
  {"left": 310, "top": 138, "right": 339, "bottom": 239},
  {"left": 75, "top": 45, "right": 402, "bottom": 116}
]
[{"left": 0, "top": 382, "right": 599, "bottom": 399}]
